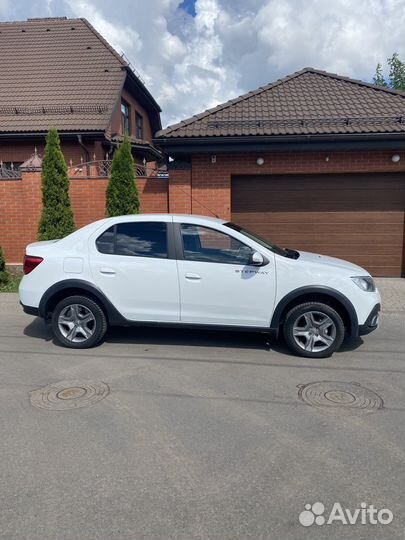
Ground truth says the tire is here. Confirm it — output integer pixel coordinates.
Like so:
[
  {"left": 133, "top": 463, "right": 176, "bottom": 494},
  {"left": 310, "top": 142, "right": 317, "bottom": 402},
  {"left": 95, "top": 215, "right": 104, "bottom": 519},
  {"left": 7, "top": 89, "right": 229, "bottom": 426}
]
[
  {"left": 51, "top": 295, "right": 108, "bottom": 349},
  {"left": 283, "top": 302, "right": 345, "bottom": 358}
]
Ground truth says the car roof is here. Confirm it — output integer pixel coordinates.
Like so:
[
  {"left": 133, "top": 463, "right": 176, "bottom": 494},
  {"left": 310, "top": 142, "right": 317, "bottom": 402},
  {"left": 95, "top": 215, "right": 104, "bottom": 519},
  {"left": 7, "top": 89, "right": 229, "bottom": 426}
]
[{"left": 101, "top": 214, "right": 226, "bottom": 225}]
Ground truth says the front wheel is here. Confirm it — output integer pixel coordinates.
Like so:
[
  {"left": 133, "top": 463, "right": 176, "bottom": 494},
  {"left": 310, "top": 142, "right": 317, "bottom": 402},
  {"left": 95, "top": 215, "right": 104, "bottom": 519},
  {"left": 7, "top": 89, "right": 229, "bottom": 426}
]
[
  {"left": 283, "top": 302, "right": 345, "bottom": 358},
  {"left": 51, "top": 295, "right": 108, "bottom": 348}
]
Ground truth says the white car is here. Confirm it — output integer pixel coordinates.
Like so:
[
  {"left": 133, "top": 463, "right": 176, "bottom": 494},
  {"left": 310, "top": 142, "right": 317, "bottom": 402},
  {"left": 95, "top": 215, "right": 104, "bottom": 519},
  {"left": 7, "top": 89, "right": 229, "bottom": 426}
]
[{"left": 19, "top": 214, "right": 381, "bottom": 358}]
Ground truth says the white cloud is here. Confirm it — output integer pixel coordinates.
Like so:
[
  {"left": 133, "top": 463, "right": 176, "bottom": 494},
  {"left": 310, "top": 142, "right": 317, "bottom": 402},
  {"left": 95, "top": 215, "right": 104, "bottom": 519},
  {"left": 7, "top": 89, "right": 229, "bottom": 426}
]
[
  {"left": 0, "top": 0, "right": 12, "bottom": 17},
  {"left": 68, "top": 0, "right": 142, "bottom": 53},
  {"left": 1, "top": 0, "right": 404, "bottom": 126}
]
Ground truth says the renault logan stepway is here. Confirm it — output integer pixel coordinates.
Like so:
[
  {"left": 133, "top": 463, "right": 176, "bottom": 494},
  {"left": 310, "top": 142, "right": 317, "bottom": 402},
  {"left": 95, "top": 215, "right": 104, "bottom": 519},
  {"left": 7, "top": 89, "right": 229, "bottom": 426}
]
[{"left": 19, "top": 214, "right": 381, "bottom": 357}]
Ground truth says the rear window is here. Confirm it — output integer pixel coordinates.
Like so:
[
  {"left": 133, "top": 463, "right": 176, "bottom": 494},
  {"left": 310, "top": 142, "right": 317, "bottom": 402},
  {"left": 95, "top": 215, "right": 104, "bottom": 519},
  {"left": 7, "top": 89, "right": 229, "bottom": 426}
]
[
  {"left": 96, "top": 227, "right": 115, "bottom": 254},
  {"left": 96, "top": 222, "right": 168, "bottom": 259}
]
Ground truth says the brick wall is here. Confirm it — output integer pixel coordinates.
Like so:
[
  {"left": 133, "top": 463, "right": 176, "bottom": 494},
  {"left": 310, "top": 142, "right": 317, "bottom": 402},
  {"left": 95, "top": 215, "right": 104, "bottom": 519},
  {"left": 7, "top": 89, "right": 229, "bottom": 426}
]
[
  {"left": 110, "top": 87, "right": 154, "bottom": 143},
  {"left": 0, "top": 173, "right": 41, "bottom": 266},
  {"left": 168, "top": 169, "right": 192, "bottom": 214},
  {"left": 2, "top": 149, "right": 404, "bottom": 264},
  {"left": 0, "top": 171, "right": 168, "bottom": 264}
]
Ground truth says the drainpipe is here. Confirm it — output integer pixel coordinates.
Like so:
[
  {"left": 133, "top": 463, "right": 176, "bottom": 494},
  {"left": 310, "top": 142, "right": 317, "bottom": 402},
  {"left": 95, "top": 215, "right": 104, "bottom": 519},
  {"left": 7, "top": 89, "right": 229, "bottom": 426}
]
[{"left": 77, "top": 134, "right": 91, "bottom": 175}]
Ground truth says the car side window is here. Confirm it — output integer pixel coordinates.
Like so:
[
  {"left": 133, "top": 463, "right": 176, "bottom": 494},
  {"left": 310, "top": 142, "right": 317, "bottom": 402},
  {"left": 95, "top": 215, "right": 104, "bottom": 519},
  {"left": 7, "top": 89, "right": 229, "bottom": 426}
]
[
  {"left": 180, "top": 224, "right": 254, "bottom": 265},
  {"left": 96, "top": 226, "right": 115, "bottom": 254},
  {"left": 96, "top": 222, "right": 168, "bottom": 258}
]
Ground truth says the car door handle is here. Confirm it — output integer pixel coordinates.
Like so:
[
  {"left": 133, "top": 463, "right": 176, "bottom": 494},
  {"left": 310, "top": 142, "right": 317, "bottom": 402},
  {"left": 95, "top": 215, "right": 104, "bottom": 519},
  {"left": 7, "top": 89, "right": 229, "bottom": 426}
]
[
  {"left": 100, "top": 267, "right": 116, "bottom": 275},
  {"left": 185, "top": 272, "right": 201, "bottom": 281}
]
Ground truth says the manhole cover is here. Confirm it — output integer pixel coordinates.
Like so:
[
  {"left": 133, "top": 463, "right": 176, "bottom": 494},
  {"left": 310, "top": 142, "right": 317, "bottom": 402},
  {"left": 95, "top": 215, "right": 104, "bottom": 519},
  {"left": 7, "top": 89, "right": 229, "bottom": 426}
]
[
  {"left": 30, "top": 380, "right": 110, "bottom": 411},
  {"left": 297, "top": 381, "right": 383, "bottom": 411}
]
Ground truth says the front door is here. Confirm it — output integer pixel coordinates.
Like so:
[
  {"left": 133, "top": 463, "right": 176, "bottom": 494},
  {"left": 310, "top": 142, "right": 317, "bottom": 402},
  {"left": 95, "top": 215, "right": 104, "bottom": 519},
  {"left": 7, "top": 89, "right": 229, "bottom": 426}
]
[
  {"left": 176, "top": 222, "right": 276, "bottom": 326},
  {"left": 89, "top": 218, "right": 180, "bottom": 321}
]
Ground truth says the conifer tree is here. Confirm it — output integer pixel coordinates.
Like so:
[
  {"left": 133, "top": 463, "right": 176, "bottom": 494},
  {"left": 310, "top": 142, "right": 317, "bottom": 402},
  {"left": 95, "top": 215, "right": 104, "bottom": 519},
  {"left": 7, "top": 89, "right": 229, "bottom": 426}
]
[
  {"left": 37, "top": 128, "right": 75, "bottom": 240},
  {"left": 106, "top": 137, "right": 140, "bottom": 217}
]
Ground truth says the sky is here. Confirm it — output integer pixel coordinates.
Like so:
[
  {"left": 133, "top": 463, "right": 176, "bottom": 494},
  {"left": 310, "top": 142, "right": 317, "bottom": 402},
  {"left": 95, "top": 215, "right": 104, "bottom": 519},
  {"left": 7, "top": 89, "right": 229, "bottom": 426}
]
[{"left": 0, "top": 0, "right": 404, "bottom": 127}]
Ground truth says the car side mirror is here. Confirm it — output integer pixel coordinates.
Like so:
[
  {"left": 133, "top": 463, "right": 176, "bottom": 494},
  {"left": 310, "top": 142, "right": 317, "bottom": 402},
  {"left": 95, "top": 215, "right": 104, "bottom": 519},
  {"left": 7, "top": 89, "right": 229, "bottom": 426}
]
[{"left": 250, "top": 251, "right": 264, "bottom": 266}]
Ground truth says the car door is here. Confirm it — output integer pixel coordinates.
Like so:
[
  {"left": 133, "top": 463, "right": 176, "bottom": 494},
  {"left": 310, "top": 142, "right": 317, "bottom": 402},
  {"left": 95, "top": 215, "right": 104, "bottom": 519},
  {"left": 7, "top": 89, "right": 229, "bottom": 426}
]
[
  {"left": 88, "top": 218, "right": 180, "bottom": 322},
  {"left": 175, "top": 221, "right": 276, "bottom": 326}
]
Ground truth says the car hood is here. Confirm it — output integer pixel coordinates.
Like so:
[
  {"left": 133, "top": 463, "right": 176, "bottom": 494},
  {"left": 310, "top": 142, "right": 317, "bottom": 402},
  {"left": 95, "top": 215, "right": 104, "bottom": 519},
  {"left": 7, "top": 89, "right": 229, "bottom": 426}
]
[{"left": 295, "top": 250, "right": 369, "bottom": 275}]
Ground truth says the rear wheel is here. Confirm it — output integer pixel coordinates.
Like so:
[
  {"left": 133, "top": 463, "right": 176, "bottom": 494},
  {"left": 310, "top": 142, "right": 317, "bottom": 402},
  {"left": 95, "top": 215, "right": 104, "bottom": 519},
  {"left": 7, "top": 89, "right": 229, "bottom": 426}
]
[
  {"left": 51, "top": 295, "right": 107, "bottom": 348},
  {"left": 283, "top": 302, "right": 345, "bottom": 358}
]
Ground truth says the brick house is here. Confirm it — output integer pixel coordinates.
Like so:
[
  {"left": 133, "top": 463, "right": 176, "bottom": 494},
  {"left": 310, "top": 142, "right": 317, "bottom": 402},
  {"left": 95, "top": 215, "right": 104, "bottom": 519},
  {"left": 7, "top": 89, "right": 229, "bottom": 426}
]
[
  {"left": 0, "top": 17, "right": 169, "bottom": 266},
  {"left": 0, "top": 17, "right": 163, "bottom": 169},
  {"left": 156, "top": 68, "right": 405, "bottom": 277}
]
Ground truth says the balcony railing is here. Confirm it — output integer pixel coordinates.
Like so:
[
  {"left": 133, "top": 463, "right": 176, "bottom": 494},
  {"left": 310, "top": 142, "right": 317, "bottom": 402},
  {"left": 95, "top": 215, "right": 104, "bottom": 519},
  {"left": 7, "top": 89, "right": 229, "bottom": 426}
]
[
  {"left": 68, "top": 160, "right": 168, "bottom": 179},
  {"left": 0, "top": 160, "right": 169, "bottom": 180},
  {"left": 0, "top": 164, "right": 21, "bottom": 179}
]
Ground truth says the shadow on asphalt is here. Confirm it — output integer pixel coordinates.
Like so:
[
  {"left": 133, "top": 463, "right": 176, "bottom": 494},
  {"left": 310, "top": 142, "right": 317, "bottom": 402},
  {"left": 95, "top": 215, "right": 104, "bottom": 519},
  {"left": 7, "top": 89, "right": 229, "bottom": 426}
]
[
  {"left": 17, "top": 318, "right": 405, "bottom": 377},
  {"left": 23, "top": 316, "right": 364, "bottom": 356}
]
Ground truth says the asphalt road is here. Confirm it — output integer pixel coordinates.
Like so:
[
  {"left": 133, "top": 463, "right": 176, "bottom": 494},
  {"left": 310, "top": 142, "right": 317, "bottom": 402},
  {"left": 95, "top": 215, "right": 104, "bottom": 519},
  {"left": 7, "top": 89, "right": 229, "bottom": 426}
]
[{"left": 0, "top": 293, "right": 404, "bottom": 540}]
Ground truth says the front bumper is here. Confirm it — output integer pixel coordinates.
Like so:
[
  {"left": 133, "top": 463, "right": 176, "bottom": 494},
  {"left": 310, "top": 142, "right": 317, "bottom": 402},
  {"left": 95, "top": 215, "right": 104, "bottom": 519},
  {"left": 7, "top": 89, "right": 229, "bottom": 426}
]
[{"left": 358, "top": 303, "right": 380, "bottom": 336}]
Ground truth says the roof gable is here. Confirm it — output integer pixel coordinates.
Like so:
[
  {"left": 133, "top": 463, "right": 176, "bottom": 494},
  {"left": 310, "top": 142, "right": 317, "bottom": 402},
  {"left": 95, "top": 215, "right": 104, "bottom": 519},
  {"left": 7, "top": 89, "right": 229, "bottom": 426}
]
[
  {"left": 0, "top": 17, "right": 159, "bottom": 134},
  {"left": 157, "top": 68, "right": 405, "bottom": 138}
]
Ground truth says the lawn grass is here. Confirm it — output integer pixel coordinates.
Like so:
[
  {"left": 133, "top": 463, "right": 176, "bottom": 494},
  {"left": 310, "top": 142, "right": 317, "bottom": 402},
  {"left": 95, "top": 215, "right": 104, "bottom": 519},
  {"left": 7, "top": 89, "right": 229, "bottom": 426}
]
[{"left": 0, "top": 274, "right": 22, "bottom": 293}]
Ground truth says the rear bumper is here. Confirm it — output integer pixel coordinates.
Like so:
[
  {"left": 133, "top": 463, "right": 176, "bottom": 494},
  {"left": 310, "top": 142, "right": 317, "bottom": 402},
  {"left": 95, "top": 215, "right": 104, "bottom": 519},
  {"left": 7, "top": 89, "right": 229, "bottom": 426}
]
[
  {"left": 20, "top": 302, "right": 40, "bottom": 317},
  {"left": 358, "top": 303, "right": 380, "bottom": 336}
]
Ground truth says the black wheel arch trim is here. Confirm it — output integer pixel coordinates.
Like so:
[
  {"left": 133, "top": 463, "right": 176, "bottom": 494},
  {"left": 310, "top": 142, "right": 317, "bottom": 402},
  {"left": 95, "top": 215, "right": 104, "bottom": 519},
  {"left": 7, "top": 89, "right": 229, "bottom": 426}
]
[
  {"left": 270, "top": 286, "right": 359, "bottom": 336},
  {"left": 39, "top": 279, "right": 127, "bottom": 326}
]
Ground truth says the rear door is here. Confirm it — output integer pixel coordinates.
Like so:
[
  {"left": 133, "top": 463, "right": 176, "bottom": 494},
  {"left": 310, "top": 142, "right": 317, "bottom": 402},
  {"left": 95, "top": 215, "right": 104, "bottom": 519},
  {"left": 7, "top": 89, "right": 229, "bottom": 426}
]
[
  {"left": 89, "top": 218, "right": 180, "bottom": 321},
  {"left": 174, "top": 220, "right": 276, "bottom": 326}
]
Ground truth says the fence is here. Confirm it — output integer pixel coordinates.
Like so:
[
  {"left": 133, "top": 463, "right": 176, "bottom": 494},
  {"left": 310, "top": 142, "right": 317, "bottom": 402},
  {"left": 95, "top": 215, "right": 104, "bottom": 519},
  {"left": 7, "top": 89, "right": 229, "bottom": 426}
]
[
  {"left": 67, "top": 160, "right": 169, "bottom": 179},
  {"left": 0, "top": 164, "right": 22, "bottom": 179},
  {"left": 0, "top": 163, "right": 170, "bottom": 264}
]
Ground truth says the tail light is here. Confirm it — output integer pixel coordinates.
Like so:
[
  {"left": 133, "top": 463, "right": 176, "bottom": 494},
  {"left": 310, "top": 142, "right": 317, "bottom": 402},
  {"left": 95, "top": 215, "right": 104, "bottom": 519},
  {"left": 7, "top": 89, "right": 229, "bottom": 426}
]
[{"left": 23, "top": 255, "right": 44, "bottom": 275}]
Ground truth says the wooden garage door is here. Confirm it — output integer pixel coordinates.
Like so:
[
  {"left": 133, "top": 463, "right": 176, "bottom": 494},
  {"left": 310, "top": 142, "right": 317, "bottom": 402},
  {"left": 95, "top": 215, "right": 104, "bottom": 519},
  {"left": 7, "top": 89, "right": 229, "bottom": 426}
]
[{"left": 231, "top": 173, "right": 405, "bottom": 277}]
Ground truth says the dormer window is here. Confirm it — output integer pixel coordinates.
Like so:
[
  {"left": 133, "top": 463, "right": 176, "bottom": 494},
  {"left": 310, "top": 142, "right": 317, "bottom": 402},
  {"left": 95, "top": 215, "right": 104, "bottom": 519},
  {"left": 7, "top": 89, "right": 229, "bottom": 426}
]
[
  {"left": 121, "top": 100, "right": 131, "bottom": 135},
  {"left": 135, "top": 112, "right": 143, "bottom": 139}
]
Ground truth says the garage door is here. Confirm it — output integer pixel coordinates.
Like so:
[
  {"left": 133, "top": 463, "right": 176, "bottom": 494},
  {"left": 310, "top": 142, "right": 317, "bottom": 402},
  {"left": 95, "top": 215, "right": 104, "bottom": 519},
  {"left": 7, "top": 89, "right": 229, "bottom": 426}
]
[{"left": 231, "top": 173, "right": 405, "bottom": 277}]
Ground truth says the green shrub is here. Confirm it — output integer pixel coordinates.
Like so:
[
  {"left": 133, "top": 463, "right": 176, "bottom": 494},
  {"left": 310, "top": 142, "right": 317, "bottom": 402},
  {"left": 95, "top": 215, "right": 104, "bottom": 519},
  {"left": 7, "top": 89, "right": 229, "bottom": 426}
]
[
  {"left": 37, "top": 128, "right": 75, "bottom": 240},
  {"left": 0, "top": 274, "right": 21, "bottom": 292},
  {"left": 0, "top": 246, "right": 5, "bottom": 272},
  {"left": 106, "top": 137, "right": 140, "bottom": 217},
  {"left": 0, "top": 247, "right": 9, "bottom": 285}
]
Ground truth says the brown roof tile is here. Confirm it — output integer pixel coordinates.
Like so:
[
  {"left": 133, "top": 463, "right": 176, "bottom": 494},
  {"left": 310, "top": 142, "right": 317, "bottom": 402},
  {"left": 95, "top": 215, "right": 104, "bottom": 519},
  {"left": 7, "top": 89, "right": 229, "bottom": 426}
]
[
  {"left": 0, "top": 17, "right": 127, "bottom": 133},
  {"left": 157, "top": 68, "right": 405, "bottom": 138}
]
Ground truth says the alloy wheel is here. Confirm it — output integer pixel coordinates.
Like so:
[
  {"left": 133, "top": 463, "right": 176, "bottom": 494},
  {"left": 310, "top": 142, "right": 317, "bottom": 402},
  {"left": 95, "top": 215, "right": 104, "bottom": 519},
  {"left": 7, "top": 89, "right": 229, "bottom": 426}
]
[
  {"left": 57, "top": 304, "right": 96, "bottom": 343},
  {"left": 292, "top": 310, "right": 337, "bottom": 353}
]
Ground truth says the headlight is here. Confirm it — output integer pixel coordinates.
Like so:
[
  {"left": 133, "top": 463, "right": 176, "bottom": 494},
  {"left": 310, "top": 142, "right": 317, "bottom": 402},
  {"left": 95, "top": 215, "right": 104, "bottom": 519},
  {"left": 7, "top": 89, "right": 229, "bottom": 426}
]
[{"left": 351, "top": 276, "right": 376, "bottom": 292}]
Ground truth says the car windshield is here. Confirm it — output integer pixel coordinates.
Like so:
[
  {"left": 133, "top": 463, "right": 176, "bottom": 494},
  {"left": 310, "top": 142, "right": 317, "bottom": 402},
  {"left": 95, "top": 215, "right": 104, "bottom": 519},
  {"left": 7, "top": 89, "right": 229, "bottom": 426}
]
[{"left": 224, "top": 222, "right": 298, "bottom": 258}]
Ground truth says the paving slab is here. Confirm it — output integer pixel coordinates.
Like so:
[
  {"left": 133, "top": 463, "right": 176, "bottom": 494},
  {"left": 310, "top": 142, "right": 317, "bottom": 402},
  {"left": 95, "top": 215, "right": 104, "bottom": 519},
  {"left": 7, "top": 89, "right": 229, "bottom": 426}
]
[{"left": 375, "top": 278, "right": 405, "bottom": 312}]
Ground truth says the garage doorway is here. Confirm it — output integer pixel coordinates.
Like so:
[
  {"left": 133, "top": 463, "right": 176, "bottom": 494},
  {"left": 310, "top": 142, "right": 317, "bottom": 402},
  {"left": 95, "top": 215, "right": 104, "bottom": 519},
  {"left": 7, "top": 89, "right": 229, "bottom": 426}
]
[{"left": 231, "top": 173, "right": 405, "bottom": 277}]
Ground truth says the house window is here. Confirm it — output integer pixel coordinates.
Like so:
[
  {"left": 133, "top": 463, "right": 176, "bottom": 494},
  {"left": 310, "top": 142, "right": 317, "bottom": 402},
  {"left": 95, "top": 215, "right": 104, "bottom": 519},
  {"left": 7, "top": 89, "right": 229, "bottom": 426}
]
[
  {"left": 135, "top": 112, "right": 143, "bottom": 139},
  {"left": 121, "top": 100, "right": 131, "bottom": 135}
]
